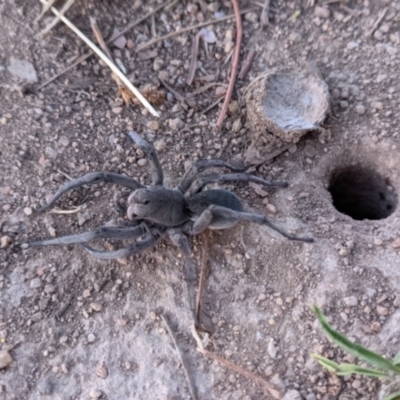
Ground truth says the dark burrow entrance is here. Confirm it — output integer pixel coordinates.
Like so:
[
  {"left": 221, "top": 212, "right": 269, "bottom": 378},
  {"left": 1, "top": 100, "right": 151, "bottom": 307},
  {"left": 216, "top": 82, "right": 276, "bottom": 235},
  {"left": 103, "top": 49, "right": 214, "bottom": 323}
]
[{"left": 328, "top": 165, "right": 397, "bottom": 220}]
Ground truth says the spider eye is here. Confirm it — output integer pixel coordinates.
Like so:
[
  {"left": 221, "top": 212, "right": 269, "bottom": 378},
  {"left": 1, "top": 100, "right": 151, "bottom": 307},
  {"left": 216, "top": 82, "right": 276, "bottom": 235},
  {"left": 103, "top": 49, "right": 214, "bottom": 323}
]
[{"left": 143, "top": 200, "right": 150, "bottom": 205}]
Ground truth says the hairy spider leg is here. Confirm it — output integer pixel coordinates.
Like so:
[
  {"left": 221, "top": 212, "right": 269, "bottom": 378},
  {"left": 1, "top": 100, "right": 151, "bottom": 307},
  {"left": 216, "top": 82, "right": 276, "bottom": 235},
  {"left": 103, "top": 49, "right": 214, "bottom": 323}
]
[
  {"left": 81, "top": 228, "right": 166, "bottom": 259},
  {"left": 177, "top": 159, "right": 246, "bottom": 194},
  {"left": 29, "top": 224, "right": 148, "bottom": 246},
  {"left": 190, "top": 172, "right": 288, "bottom": 194},
  {"left": 191, "top": 205, "right": 314, "bottom": 243},
  {"left": 36, "top": 172, "right": 143, "bottom": 214},
  {"left": 128, "top": 131, "right": 164, "bottom": 186}
]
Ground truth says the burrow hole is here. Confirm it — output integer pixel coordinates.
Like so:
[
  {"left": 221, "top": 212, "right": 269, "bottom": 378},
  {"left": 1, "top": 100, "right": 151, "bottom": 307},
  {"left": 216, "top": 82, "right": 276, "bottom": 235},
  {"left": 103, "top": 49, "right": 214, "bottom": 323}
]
[{"left": 328, "top": 165, "right": 397, "bottom": 220}]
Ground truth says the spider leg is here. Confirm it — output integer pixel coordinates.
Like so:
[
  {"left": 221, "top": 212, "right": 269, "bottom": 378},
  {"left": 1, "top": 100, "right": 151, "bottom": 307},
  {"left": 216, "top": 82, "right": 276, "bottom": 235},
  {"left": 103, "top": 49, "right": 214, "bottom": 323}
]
[
  {"left": 128, "top": 131, "right": 163, "bottom": 186},
  {"left": 29, "top": 224, "right": 148, "bottom": 246},
  {"left": 190, "top": 172, "right": 288, "bottom": 194},
  {"left": 81, "top": 227, "right": 166, "bottom": 260},
  {"left": 177, "top": 160, "right": 246, "bottom": 194},
  {"left": 37, "top": 172, "right": 143, "bottom": 214},
  {"left": 191, "top": 205, "right": 314, "bottom": 243},
  {"left": 168, "top": 229, "right": 198, "bottom": 326}
]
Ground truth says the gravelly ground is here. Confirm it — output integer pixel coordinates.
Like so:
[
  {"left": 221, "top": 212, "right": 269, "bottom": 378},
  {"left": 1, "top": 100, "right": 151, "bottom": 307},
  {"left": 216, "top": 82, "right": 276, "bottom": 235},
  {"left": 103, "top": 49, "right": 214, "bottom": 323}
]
[{"left": 1, "top": 1, "right": 400, "bottom": 399}]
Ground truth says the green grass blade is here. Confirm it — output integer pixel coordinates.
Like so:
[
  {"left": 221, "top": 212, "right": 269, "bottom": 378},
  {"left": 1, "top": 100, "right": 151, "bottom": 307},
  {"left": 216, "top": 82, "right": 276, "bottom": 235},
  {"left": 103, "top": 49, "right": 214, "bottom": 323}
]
[
  {"left": 312, "top": 306, "right": 400, "bottom": 374},
  {"left": 393, "top": 351, "right": 400, "bottom": 366},
  {"left": 336, "top": 363, "right": 388, "bottom": 378},
  {"left": 311, "top": 354, "right": 339, "bottom": 372},
  {"left": 383, "top": 391, "right": 400, "bottom": 400}
]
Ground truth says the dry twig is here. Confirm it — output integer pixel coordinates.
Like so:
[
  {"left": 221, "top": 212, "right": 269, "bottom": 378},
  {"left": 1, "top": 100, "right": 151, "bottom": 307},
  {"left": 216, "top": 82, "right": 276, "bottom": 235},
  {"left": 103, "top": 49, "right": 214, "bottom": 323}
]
[
  {"left": 260, "top": 0, "right": 271, "bottom": 26},
  {"left": 187, "top": 33, "right": 201, "bottom": 86},
  {"left": 366, "top": 7, "right": 387, "bottom": 37},
  {"left": 50, "top": 206, "right": 83, "bottom": 215},
  {"left": 195, "top": 231, "right": 210, "bottom": 324},
  {"left": 38, "top": 0, "right": 159, "bottom": 117},
  {"left": 35, "top": 0, "right": 56, "bottom": 22},
  {"left": 186, "top": 82, "right": 228, "bottom": 99},
  {"left": 136, "top": 9, "right": 254, "bottom": 52},
  {"left": 215, "top": 0, "right": 243, "bottom": 130},
  {"left": 37, "top": 0, "right": 75, "bottom": 36},
  {"left": 37, "top": 1, "right": 174, "bottom": 90},
  {"left": 238, "top": 50, "right": 257, "bottom": 80},
  {"left": 191, "top": 327, "right": 283, "bottom": 399},
  {"left": 161, "top": 315, "right": 198, "bottom": 400},
  {"left": 200, "top": 97, "right": 223, "bottom": 114}
]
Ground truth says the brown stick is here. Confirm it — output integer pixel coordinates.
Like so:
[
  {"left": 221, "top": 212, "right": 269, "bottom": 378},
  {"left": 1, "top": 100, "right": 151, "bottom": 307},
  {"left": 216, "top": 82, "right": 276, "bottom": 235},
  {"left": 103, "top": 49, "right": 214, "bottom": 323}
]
[
  {"left": 215, "top": 0, "right": 243, "bottom": 131},
  {"left": 161, "top": 315, "right": 198, "bottom": 400},
  {"left": 238, "top": 50, "right": 257, "bottom": 80},
  {"left": 190, "top": 327, "right": 282, "bottom": 399},
  {"left": 37, "top": 1, "right": 174, "bottom": 90},
  {"left": 195, "top": 231, "right": 209, "bottom": 322},
  {"left": 136, "top": 8, "right": 254, "bottom": 52},
  {"left": 186, "top": 33, "right": 201, "bottom": 86}
]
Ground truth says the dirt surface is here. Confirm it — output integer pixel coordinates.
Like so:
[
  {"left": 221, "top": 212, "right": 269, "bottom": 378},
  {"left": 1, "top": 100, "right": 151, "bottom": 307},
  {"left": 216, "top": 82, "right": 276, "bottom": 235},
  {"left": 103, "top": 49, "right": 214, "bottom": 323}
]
[{"left": 1, "top": 0, "right": 400, "bottom": 399}]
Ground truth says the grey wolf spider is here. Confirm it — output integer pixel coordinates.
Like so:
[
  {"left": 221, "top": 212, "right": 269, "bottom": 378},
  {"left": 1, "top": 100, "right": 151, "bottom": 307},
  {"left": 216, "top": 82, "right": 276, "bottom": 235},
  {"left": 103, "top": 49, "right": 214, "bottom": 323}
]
[{"left": 31, "top": 131, "right": 313, "bottom": 325}]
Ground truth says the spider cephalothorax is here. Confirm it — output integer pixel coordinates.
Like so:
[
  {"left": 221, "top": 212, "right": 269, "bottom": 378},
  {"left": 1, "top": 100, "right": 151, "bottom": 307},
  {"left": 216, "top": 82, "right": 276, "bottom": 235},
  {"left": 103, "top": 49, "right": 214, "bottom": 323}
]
[{"left": 30, "top": 131, "right": 314, "bottom": 325}]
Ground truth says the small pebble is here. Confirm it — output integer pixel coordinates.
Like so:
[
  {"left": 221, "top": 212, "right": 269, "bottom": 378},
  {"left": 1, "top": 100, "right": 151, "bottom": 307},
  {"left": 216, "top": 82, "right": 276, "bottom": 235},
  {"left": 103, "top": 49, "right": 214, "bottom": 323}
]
[
  {"left": 232, "top": 119, "right": 242, "bottom": 133},
  {"left": 356, "top": 104, "right": 365, "bottom": 115},
  {"left": 376, "top": 306, "right": 388, "bottom": 316},
  {"left": 154, "top": 140, "right": 166, "bottom": 152},
  {"left": 392, "top": 238, "right": 400, "bottom": 249},
  {"left": 347, "top": 41, "right": 359, "bottom": 50},
  {"left": 0, "top": 350, "right": 12, "bottom": 369},
  {"left": 266, "top": 204, "right": 277, "bottom": 214},
  {"left": 258, "top": 293, "right": 266, "bottom": 301},
  {"left": 90, "top": 302, "right": 103, "bottom": 312},
  {"left": 87, "top": 333, "right": 96, "bottom": 343},
  {"left": 59, "top": 136, "right": 70, "bottom": 146},
  {"left": 45, "top": 146, "right": 57, "bottom": 159},
  {"left": 24, "top": 207, "right": 33, "bottom": 216},
  {"left": 112, "top": 107, "right": 123, "bottom": 114},
  {"left": 393, "top": 294, "right": 400, "bottom": 307},
  {"left": 314, "top": 6, "right": 330, "bottom": 19},
  {"left": 96, "top": 362, "right": 108, "bottom": 379},
  {"left": 147, "top": 120, "right": 159, "bottom": 131},
  {"left": 168, "top": 118, "right": 184, "bottom": 130},
  {"left": 371, "top": 321, "right": 381, "bottom": 332},
  {"left": 374, "top": 238, "right": 383, "bottom": 246},
  {"left": 89, "top": 389, "right": 103, "bottom": 400},
  {"left": 267, "top": 339, "right": 277, "bottom": 359},
  {"left": 343, "top": 296, "right": 358, "bottom": 307},
  {"left": 282, "top": 389, "right": 302, "bottom": 400},
  {"left": 30, "top": 278, "right": 42, "bottom": 289},
  {"left": 117, "top": 318, "right": 128, "bottom": 326},
  {"left": 138, "top": 158, "right": 148, "bottom": 167},
  {"left": 83, "top": 289, "right": 91, "bottom": 298},
  {"left": 0, "top": 236, "right": 12, "bottom": 249}
]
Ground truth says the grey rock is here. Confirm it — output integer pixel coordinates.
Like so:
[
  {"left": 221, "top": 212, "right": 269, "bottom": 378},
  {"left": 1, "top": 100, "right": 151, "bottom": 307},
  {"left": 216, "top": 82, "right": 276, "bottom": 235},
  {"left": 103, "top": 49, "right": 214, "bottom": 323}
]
[
  {"left": 45, "top": 146, "right": 57, "bottom": 159},
  {"left": 267, "top": 338, "right": 277, "bottom": 359},
  {"left": 282, "top": 389, "right": 302, "bottom": 400},
  {"left": 7, "top": 59, "right": 38, "bottom": 83},
  {"left": 30, "top": 278, "right": 42, "bottom": 289}
]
